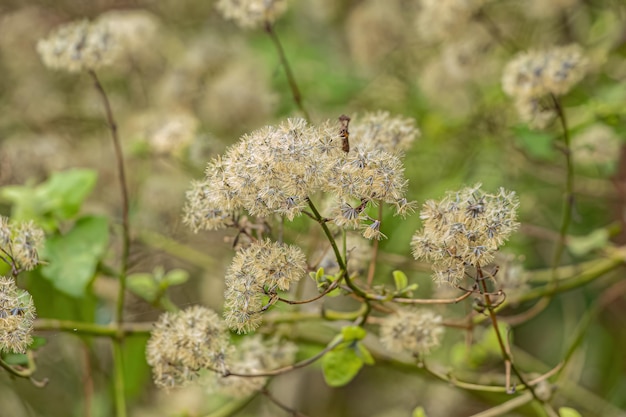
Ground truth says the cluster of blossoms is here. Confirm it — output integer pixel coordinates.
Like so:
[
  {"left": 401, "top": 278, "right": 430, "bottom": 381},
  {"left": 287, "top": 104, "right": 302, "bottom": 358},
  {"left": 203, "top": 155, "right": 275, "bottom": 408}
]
[
  {"left": 0, "top": 277, "right": 36, "bottom": 354},
  {"left": 216, "top": 0, "right": 288, "bottom": 29},
  {"left": 37, "top": 19, "right": 121, "bottom": 73},
  {"left": 379, "top": 308, "right": 444, "bottom": 357},
  {"left": 410, "top": 184, "right": 519, "bottom": 286},
  {"left": 415, "top": 0, "right": 485, "bottom": 42},
  {"left": 224, "top": 239, "right": 307, "bottom": 333},
  {"left": 146, "top": 306, "right": 296, "bottom": 391},
  {"left": 37, "top": 11, "right": 160, "bottom": 74},
  {"left": 183, "top": 113, "right": 418, "bottom": 240},
  {"left": 146, "top": 306, "right": 231, "bottom": 389},
  {"left": 502, "top": 44, "right": 588, "bottom": 128},
  {"left": 0, "top": 217, "right": 45, "bottom": 271}
]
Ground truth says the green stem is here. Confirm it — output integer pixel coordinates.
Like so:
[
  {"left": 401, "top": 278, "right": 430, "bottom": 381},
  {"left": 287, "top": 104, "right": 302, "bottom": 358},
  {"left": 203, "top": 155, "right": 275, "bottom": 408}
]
[
  {"left": 201, "top": 394, "right": 258, "bottom": 417},
  {"left": 515, "top": 253, "right": 623, "bottom": 304},
  {"left": 112, "top": 341, "right": 127, "bottom": 417},
  {"left": 138, "top": 229, "right": 215, "bottom": 270},
  {"left": 264, "top": 22, "right": 311, "bottom": 122},
  {"left": 34, "top": 319, "right": 152, "bottom": 337},
  {"left": 306, "top": 199, "right": 367, "bottom": 298},
  {"left": 550, "top": 94, "right": 574, "bottom": 283},
  {"left": 468, "top": 393, "right": 535, "bottom": 417}
]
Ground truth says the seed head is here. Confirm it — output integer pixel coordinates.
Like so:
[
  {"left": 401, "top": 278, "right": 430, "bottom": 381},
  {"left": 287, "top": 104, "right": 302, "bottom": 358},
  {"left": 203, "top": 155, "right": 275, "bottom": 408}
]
[
  {"left": 224, "top": 240, "right": 307, "bottom": 333},
  {"left": 146, "top": 306, "right": 230, "bottom": 390},
  {"left": 380, "top": 308, "right": 444, "bottom": 356},
  {"left": 411, "top": 184, "right": 519, "bottom": 285},
  {"left": 37, "top": 19, "right": 121, "bottom": 73},
  {"left": 0, "top": 277, "right": 36, "bottom": 354},
  {"left": 0, "top": 217, "right": 45, "bottom": 271},
  {"left": 216, "top": 0, "right": 288, "bottom": 29}
]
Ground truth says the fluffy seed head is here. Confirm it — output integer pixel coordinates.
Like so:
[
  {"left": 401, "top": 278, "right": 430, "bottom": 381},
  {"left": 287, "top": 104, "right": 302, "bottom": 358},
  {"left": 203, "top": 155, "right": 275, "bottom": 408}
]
[
  {"left": 0, "top": 217, "right": 45, "bottom": 271},
  {"left": 380, "top": 308, "right": 444, "bottom": 356},
  {"left": 0, "top": 277, "right": 36, "bottom": 354},
  {"left": 216, "top": 0, "right": 288, "bottom": 29},
  {"left": 411, "top": 184, "right": 519, "bottom": 285},
  {"left": 146, "top": 306, "right": 231, "bottom": 390},
  {"left": 224, "top": 239, "right": 307, "bottom": 333},
  {"left": 37, "top": 19, "right": 121, "bottom": 73}
]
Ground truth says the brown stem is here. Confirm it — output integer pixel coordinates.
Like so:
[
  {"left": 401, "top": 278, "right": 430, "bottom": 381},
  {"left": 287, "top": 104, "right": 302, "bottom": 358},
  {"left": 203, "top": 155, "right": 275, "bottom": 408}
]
[
  {"left": 222, "top": 336, "right": 343, "bottom": 378},
  {"left": 278, "top": 279, "right": 340, "bottom": 305},
  {"left": 264, "top": 22, "right": 311, "bottom": 122},
  {"left": 366, "top": 203, "right": 383, "bottom": 288},
  {"left": 88, "top": 70, "right": 131, "bottom": 326},
  {"left": 477, "top": 267, "right": 538, "bottom": 400},
  {"left": 261, "top": 388, "right": 309, "bottom": 417}
]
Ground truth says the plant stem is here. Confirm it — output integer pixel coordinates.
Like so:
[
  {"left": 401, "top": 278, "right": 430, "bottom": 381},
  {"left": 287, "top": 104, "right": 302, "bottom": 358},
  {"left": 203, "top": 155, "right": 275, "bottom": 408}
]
[
  {"left": 550, "top": 94, "right": 574, "bottom": 283},
  {"left": 201, "top": 394, "right": 258, "bottom": 417},
  {"left": 477, "top": 269, "right": 538, "bottom": 400},
  {"left": 264, "top": 22, "right": 311, "bottom": 122},
  {"left": 88, "top": 70, "right": 131, "bottom": 326},
  {"left": 366, "top": 203, "right": 383, "bottom": 288},
  {"left": 112, "top": 341, "right": 127, "bottom": 417},
  {"left": 34, "top": 319, "right": 152, "bottom": 337}
]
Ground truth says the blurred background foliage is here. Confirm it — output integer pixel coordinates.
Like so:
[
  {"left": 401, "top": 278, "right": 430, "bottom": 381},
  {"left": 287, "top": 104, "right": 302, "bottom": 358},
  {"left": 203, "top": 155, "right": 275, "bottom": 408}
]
[{"left": 0, "top": 0, "right": 625, "bottom": 416}]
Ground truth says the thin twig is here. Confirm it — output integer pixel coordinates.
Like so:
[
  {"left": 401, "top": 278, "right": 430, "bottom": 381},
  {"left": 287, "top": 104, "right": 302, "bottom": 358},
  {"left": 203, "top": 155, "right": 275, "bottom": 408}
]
[
  {"left": 477, "top": 267, "right": 538, "bottom": 400},
  {"left": 278, "top": 279, "right": 340, "bottom": 305},
  {"left": 550, "top": 93, "right": 575, "bottom": 283},
  {"left": 223, "top": 336, "right": 343, "bottom": 378},
  {"left": 261, "top": 388, "right": 309, "bottom": 417},
  {"left": 366, "top": 203, "right": 383, "bottom": 288},
  {"left": 393, "top": 290, "right": 473, "bottom": 305},
  {"left": 264, "top": 22, "right": 311, "bottom": 122},
  {"left": 88, "top": 70, "right": 131, "bottom": 325}
]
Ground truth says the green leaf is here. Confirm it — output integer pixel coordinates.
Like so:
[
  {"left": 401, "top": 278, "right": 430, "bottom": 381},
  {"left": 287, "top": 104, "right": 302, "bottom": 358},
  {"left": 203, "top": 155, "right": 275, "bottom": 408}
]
[
  {"left": 341, "top": 325, "right": 366, "bottom": 342},
  {"left": 1, "top": 352, "right": 28, "bottom": 365},
  {"left": 40, "top": 216, "right": 109, "bottom": 297},
  {"left": 30, "top": 336, "right": 47, "bottom": 350},
  {"left": 356, "top": 342, "right": 375, "bottom": 365},
  {"left": 567, "top": 228, "right": 610, "bottom": 256},
  {"left": 163, "top": 269, "right": 189, "bottom": 286},
  {"left": 412, "top": 406, "right": 428, "bottom": 417},
  {"left": 322, "top": 345, "right": 364, "bottom": 387},
  {"left": 559, "top": 407, "right": 582, "bottom": 417},
  {"left": 0, "top": 169, "right": 97, "bottom": 231},
  {"left": 127, "top": 273, "right": 158, "bottom": 303},
  {"left": 392, "top": 270, "right": 408, "bottom": 291}
]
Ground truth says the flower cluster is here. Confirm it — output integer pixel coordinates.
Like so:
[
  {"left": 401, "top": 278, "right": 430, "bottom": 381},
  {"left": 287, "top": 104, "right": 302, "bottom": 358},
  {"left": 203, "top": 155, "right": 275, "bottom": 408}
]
[
  {"left": 502, "top": 44, "right": 588, "bottom": 128},
  {"left": 183, "top": 115, "right": 417, "bottom": 239},
  {"left": 216, "top": 0, "right": 288, "bottom": 29},
  {"left": 224, "top": 239, "right": 307, "bottom": 333},
  {"left": 411, "top": 184, "right": 519, "bottom": 285},
  {"left": 37, "top": 19, "right": 121, "bottom": 73},
  {"left": 379, "top": 308, "right": 444, "bottom": 357},
  {"left": 350, "top": 111, "right": 420, "bottom": 154},
  {"left": 146, "top": 306, "right": 231, "bottom": 389},
  {"left": 415, "top": 0, "right": 485, "bottom": 42},
  {"left": 0, "top": 276, "right": 36, "bottom": 354},
  {"left": 210, "top": 335, "right": 297, "bottom": 397},
  {"left": 0, "top": 217, "right": 45, "bottom": 271}
]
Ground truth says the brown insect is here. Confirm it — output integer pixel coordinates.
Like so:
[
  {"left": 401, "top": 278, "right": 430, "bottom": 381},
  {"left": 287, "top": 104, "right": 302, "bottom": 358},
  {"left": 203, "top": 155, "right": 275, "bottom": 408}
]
[{"left": 338, "top": 114, "right": 351, "bottom": 153}]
